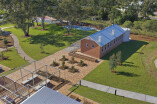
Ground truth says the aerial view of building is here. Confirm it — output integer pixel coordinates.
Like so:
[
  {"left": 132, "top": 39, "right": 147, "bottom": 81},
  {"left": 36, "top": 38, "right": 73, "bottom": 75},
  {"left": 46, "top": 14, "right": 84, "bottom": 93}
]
[
  {"left": 81, "top": 24, "right": 130, "bottom": 58},
  {"left": 0, "top": 0, "right": 157, "bottom": 104}
]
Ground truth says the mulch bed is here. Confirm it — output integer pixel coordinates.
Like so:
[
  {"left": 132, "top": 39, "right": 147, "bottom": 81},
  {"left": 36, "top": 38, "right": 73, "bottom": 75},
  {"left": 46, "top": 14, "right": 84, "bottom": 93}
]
[
  {"left": 130, "top": 34, "right": 157, "bottom": 41},
  {"left": 0, "top": 35, "right": 14, "bottom": 48}
]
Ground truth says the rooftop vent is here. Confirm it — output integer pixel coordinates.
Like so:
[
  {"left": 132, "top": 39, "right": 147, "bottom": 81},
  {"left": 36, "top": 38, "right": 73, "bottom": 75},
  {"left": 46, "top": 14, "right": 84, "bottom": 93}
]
[
  {"left": 112, "top": 29, "right": 115, "bottom": 36},
  {"left": 98, "top": 36, "right": 102, "bottom": 42}
]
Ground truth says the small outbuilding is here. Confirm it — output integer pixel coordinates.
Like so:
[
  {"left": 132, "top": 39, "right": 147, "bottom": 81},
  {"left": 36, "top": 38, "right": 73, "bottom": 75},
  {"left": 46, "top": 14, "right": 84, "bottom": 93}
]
[{"left": 81, "top": 24, "right": 130, "bottom": 58}]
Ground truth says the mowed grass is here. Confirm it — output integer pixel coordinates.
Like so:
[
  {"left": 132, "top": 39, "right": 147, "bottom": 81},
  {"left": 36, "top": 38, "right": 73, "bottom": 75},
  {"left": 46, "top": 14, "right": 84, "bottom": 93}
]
[
  {"left": 69, "top": 86, "right": 150, "bottom": 104},
  {"left": 5, "top": 24, "right": 96, "bottom": 60},
  {"left": 141, "top": 42, "right": 157, "bottom": 72},
  {"left": 0, "top": 23, "right": 14, "bottom": 28},
  {"left": 0, "top": 48, "right": 28, "bottom": 68},
  {"left": 84, "top": 40, "right": 157, "bottom": 96}
]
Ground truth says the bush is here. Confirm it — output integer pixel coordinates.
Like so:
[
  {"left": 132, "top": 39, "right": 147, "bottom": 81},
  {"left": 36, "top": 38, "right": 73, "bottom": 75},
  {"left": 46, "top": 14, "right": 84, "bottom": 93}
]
[
  {"left": 141, "top": 20, "right": 157, "bottom": 32},
  {"left": 60, "top": 55, "right": 68, "bottom": 61},
  {"left": 123, "top": 21, "right": 133, "bottom": 28},
  {"left": 133, "top": 21, "right": 143, "bottom": 30},
  {"left": 69, "top": 66, "right": 79, "bottom": 73},
  {"left": 50, "top": 61, "right": 59, "bottom": 67},
  {"left": 78, "top": 60, "right": 86, "bottom": 67}
]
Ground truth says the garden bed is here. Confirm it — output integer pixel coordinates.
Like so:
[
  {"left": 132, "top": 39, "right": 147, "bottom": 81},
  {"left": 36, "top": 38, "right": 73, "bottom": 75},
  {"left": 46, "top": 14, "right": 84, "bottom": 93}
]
[{"left": 0, "top": 35, "right": 14, "bottom": 48}]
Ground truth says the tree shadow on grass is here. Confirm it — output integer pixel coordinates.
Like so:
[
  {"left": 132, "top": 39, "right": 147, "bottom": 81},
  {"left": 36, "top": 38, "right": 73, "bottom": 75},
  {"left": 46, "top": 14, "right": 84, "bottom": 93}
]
[
  {"left": 116, "top": 71, "right": 140, "bottom": 77},
  {"left": 102, "top": 40, "right": 148, "bottom": 62},
  {"left": 122, "top": 64, "right": 139, "bottom": 68},
  {"left": 29, "top": 33, "right": 66, "bottom": 47}
]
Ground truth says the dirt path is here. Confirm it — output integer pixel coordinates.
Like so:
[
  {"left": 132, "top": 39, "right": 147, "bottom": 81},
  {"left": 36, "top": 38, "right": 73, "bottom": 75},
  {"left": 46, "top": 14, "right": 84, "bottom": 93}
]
[{"left": 130, "top": 34, "right": 157, "bottom": 41}]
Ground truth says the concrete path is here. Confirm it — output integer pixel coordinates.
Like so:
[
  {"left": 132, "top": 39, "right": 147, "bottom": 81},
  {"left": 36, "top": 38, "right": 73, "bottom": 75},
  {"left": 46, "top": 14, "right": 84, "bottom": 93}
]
[
  {"left": 155, "top": 59, "right": 157, "bottom": 68},
  {"left": 81, "top": 80, "right": 157, "bottom": 104},
  {"left": 1, "top": 26, "right": 35, "bottom": 63}
]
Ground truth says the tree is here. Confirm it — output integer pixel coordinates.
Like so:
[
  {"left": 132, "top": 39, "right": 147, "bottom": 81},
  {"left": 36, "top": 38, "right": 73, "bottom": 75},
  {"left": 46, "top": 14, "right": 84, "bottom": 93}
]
[
  {"left": 3, "top": 37, "right": 8, "bottom": 50},
  {"left": 108, "top": 7, "right": 121, "bottom": 24},
  {"left": 40, "top": 43, "right": 44, "bottom": 53},
  {"left": 109, "top": 54, "right": 117, "bottom": 73},
  {"left": 116, "top": 51, "right": 122, "bottom": 65},
  {"left": 142, "top": 20, "right": 157, "bottom": 32},
  {"left": 1, "top": 0, "right": 34, "bottom": 36},
  {"left": 133, "top": 21, "right": 143, "bottom": 30},
  {"left": 123, "top": 21, "right": 133, "bottom": 28},
  {"left": 32, "top": 0, "right": 54, "bottom": 30},
  {"left": 57, "top": 0, "right": 84, "bottom": 35},
  {"left": 140, "top": 0, "right": 157, "bottom": 19}
]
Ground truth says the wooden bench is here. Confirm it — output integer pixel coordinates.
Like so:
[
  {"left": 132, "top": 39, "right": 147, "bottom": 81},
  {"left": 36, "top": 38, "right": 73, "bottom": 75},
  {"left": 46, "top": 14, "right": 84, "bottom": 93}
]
[
  {"left": 34, "top": 79, "right": 50, "bottom": 90},
  {"left": 21, "top": 74, "right": 38, "bottom": 85},
  {"left": 69, "top": 51, "right": 97, "bottom": 62}
]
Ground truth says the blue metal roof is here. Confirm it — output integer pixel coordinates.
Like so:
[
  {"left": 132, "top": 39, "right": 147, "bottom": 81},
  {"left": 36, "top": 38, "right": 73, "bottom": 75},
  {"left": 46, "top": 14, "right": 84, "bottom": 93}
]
[
  {"left": 89, "top": 24, "right": 125, "bottom": 47},
  {"left": 21, "top": 86, "right": 81, "bottom": 104}
]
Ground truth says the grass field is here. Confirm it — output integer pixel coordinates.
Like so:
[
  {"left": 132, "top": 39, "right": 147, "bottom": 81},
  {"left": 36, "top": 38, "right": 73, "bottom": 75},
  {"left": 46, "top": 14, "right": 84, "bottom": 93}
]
[
  {"left": 69, "top": 86, "right": 150, "bottom": 104},
  {"left": 0, "top": 23, "right": 14, "bottom": 28},
  {"left": 0, "top": 48, "right": 28, "bottom": 68},
  {"left": 5, "top": 24, "right": 96, "bottom": 60},
  {"left": 83, "top": 40, "right": 157, "bottom": 97},
  {"left": 141, "top": 42, "right": 157, "bottom": 74}
]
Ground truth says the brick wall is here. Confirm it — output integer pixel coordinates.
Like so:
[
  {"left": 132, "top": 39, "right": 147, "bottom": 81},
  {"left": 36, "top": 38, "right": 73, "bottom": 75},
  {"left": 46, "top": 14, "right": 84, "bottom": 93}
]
[
  {"left": 100, "top": 35, "right": 123, "bottom": 58},
  {"left": 81, "top": 39, "right": 101, "bottom": 58},
  {"left": 80, "top": 35, "right": 123, "bottom": 59}
]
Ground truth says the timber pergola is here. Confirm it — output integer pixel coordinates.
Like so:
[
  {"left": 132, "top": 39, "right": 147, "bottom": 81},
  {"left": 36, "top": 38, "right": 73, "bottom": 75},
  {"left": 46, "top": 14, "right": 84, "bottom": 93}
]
[{"left": 0, "top": 61, "right": 61, "bottom": 104}]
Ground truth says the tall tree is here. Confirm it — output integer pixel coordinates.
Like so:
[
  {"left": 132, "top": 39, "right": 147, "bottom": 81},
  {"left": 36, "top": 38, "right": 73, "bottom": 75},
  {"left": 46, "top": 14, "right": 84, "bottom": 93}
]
[
  {"left": 140, "top": 0, "right": 157, "bottom": 19},
  {"left": 1, "top": 0, "right": 33, "bottom": 36},
  {"left": 57, "top": 0, "right": 84, "bottom": 35}
]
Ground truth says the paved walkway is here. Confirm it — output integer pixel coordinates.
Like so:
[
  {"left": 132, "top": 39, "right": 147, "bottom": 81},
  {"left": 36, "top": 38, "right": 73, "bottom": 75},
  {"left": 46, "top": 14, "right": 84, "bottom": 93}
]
[
  {"left": 81, "top": 80, "right": 157, "bottom": 104},
  {"left": 1, "top": 26, "right": 35, "bottom": 63}
]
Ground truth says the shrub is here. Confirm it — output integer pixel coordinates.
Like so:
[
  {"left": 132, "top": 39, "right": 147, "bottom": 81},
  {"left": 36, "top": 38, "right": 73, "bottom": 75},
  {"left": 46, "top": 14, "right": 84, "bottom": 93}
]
[
  {"left": 51, "top": 61, "right": 59, "bottom": 67},
  {"left": 60, "top": 55, "right": 68, "bottom": 61},
  {"left": 69, "top": 66, "right": 78, "bottom": 73},
  {"left": 59, "top": 61, "right": 68, "bottom": 70},
  {"left": 123, "top": 21, "right": 133, "bottom": 28},
  {"left": 78, "top": 60, "right": 86, "bottom": 67},
  {"left": 141, "top": 20, "right": 157, "bottom": 32},
  {"left": 133, "top": 21, "right": 143, "bottom": 30},
  {"left": 69, "top": 57, "right": 77, "bottom": 64}
]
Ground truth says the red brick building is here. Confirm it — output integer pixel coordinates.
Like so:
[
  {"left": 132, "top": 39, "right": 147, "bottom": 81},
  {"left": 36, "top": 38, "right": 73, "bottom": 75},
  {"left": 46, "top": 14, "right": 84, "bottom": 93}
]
[{"left": 81, "top": 24, "right": 130, "bottom": 58}]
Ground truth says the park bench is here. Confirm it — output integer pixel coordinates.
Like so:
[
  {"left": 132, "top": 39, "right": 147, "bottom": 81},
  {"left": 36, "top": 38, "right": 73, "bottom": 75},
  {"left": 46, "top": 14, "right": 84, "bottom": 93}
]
[{"left": 21, "top": 74, "right": 38, "bottom": 85}]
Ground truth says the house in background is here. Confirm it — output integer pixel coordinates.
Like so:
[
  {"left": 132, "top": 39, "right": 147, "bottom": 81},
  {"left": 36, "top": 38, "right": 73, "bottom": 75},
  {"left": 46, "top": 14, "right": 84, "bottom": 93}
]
[{"left": 80, "top": 24, "right": 130, "bottom": 58}]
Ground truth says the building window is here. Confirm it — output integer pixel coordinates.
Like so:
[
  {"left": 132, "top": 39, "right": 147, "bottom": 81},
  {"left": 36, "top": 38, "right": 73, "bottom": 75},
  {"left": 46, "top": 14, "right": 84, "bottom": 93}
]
[
  {"left": 110, "top": 42, "right": 112, "bottom": 46},
  {"left": 86, "top": 43, "right": 88, "bottom": 47},
  {"left": 114, "top": 39, "right": 115, "bottom": 44},
  {"left": 91, "top": 45, "right": 95, "bottom": 48},
  {"left": 105, "top": 45, "right": 106, "bottom": 50},
  {"left": 108, "top": 43, "right": 109, "bottom": 48},
  {"left": 102, "top": 46, "right": 104, "bottom": 53}
]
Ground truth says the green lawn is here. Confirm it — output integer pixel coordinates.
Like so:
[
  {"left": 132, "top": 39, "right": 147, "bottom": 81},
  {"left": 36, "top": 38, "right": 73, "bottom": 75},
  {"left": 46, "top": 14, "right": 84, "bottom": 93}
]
[
  {"left": 83, "top": 40, "right": 157, "bottom": 96},
  {"left": 141, "top": 41, "right": 157, "bottom": 72},
  {"left": 69, "top": 86, "right": 150, "bottom": 104},
  {"left": 0, "top": 48, "right": 28, "bottom": 68},
  {"left": 0, "top": 23, "right": 14, "bottom": 28},
  {"left": 5, "top": 24, "right": 96, "bottom": 60}
]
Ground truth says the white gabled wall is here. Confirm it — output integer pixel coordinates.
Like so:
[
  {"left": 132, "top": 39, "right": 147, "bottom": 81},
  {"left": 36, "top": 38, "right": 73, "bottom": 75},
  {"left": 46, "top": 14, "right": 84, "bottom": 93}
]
[{"left": 122, "top": 27, "right": 130, "bottom": 42}]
